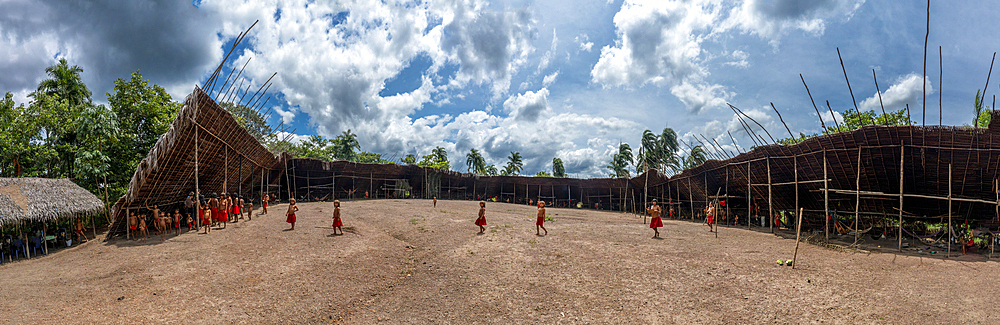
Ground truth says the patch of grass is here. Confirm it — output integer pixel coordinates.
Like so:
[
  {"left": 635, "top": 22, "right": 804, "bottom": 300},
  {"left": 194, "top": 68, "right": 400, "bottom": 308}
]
[
  {"left": 490, "top": 228, "right": 498, "bottom": 233},
  {"left": 544, "top": 215, "right": 554, "bottom": 222},
  {"left": 409, "top": 218, "right": 419, "bottom": 225},
  {"left": 503, "top": 224, "right": 511, "bottom": 228},
  {"left": 439, "top": 210, "right": 447, "bottom": 213},
  {"left": 528, "top": 239, "right": 537, "bottom": 244}
]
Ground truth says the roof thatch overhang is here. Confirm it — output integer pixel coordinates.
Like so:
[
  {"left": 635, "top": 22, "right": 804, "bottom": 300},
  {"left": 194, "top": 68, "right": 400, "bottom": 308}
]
[{"left": 0, "top": 177, "right": 104, "bottom": 227}]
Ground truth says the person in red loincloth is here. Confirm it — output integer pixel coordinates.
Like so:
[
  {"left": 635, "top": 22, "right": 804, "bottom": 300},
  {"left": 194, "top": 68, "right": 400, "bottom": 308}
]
[
  {"left": 218, "top": 193, "right": 229, "bottom": 229},
  {"left": 173, "top": 209, "right": 182, "bottom": 236},
  {"left": 705, "top": 204, "right": 716, "bottom": 232},
  {"left": 475, "top": 201, "right": 487, "bottom": 234},
  {"left": 536, "top": 201, "right": 547, "bottom": 236},
  {"left": 209, "top": 193, "right": 220, "bottom": 228},
  {"left": 262, "top": 193, "right": 269, "bottom": 215},
  {"left": 433, "top": 196, "right": 437, "bottom": 208},
  {"left": 286, "top": 198, "right": 299, "bottom": 230},
  {"left": 648, "top": 199, "right": 663, "bottom": 238},
  {"left": 201, "top": 202, "right": 211, "bottom": 234},
  {"left": 128, "top": 212, "right": 138, "bottom": 240},
  {"left": 331, "top": 200, "right": 343, "bottom": 235}
]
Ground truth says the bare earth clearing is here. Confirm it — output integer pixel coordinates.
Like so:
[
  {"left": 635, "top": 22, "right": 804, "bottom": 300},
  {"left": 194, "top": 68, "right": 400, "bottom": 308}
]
[{"left": 2, "top": 199, "right": 998, "bottom": 324}]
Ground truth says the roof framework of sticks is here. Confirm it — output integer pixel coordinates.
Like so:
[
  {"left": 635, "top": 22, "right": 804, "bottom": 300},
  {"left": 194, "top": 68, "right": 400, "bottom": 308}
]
[
  {"left": 0, "top": 177, "right": 104, "bottom": 227},
  {"left": 109, "top": 86, "right": 280, "bottom": 234}
]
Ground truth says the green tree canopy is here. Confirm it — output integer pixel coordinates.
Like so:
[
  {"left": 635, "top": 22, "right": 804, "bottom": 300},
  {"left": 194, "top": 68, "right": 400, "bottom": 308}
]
[
  {"left": 502, "top": 151, "right": 523, "bottom": 176},
  {"left": 466, "top": 148, "right": 486, "bottom": 174},
  {"left": 552, "top": 157, "right": 566, "bottom": 177}
]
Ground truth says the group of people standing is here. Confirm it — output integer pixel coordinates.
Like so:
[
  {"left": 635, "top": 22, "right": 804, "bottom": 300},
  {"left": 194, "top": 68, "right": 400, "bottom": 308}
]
[{"left": 126, "top": 191, "right": 274, "bottom": 241}]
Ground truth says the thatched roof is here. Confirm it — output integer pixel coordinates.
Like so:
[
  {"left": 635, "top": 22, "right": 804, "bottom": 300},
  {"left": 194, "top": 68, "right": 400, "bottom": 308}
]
[
  {"left": 0, "top": 177, "right": 104, "bottom": 227},
  {"left": 109, "top": 86, "right": 280, "bottom": 235}
]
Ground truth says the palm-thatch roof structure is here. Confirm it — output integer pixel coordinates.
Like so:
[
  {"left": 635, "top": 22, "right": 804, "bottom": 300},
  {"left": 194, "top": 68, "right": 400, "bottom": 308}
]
[
  {"left": 0, "top": 177, "right": 104, "bottom": 227},
  {"left": 108, "top": 86, "right": 281, "bottom": 235}
]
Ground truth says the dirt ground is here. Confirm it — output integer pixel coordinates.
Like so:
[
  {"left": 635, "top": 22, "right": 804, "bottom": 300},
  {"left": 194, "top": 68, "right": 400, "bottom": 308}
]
[{"left": 2, "top": 199, "right": 999, "bottom": 324}]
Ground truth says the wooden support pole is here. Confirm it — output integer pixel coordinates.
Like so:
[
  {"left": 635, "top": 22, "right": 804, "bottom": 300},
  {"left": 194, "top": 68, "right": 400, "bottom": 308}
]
[
  {"left": 747, "top": 160, "right": 751, "bottom": 229},
  {"left": 794, "top": 156, "right": 799, "bottom": 231},
  {"left": 644, "top": 171, "right": 649, "bottom": 224},
  {"left": 714, "top": 187, "right": 721, "bottom": 238},
  {"left": 855, "top": 148, "right": 861, "bottom": 244},
  {"left": 688, "top": 177, "right": 694, "bottom": 221},
  {"left": 225, "top": 147, "right": 230, "bottom": 223},
  {"left": 285, "top": 156, "right": 291, "bottom": 201},
  {"left": 994, "top": 178, "right": 997, "bottom": 259},
  {"left": 43, "top": 222, "right": 48, "bottom": 255},
  {"left": 725, "top": 167, "right": 730, "bottom": 227},
  {"left": 948, "top": 163, "right": 952, "bottom": 257},
  {"left": 824, "top": 151, "right": 829, "bottom": 242},
  {"left": 767, "top": 157, "right": 773, "bottom": 233},
  {"left": 899, "top": 144, "right": 904, "bottom": 252},
  {"left": 792, "top": 207, "right": 804, "bottom": 269}
]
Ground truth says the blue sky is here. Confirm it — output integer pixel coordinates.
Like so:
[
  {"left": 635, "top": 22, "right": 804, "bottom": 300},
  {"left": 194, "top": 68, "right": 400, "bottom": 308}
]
[{"left": 3, "top": 0, "right": 1000, "bottom": 178}]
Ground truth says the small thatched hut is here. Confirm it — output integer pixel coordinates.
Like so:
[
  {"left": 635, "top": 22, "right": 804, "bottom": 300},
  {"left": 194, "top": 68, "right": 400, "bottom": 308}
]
[{"left": 0, "top": 177, "right": 104, "bottom": 228}]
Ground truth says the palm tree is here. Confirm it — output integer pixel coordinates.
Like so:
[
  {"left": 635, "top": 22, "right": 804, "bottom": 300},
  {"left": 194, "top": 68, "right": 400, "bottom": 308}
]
[
  {"left": 552, "top": 157, "right": 566, "bottom": 177},
  {"left": 432, "top": 146, "right": 448, "bottom": 164},
  {"left": 607, "top": 143, "right": 633, "bottom": 178},
  {"left": 638, "top": 130, "right": 659, "bottom": 171},
  {"left": 37, "top": 58, "right": 92, "bottom": 107},
  {"left": 332, "top": 129, "right": 360, "bottom": 160},
  {"left": 503, "top": 152, "right": 523, "bottom": 175},
  {"left": 466, "top": 149, "right": 486, "bottom": 174},
  {"left": 484, "top": 164, "right": 499, "bottom": 176},
  {"left": 682, "top": 145, "right": 708, "bottom": 169},
  {"left": 658, "top": 127, "right": 681, "bottom": 173}
]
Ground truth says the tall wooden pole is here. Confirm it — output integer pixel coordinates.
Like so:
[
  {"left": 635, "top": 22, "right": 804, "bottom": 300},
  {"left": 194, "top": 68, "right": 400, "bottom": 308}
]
[
  {"left": 688, "top": 177, "right": 695, "bottom": 221},
  {"left": 644, "top": 171, "right": 649, "bottom": 224},
  {"left": 225, "top": 147, "right": 228, "bottom": 197},
  {"left": 899, "top": 144, "right": 904, "bottom": 252},
  {"left": 948, "top": 163, "right": 952, "bottom": 257},
  {"left": 195, "top": 127, "right": 199, "bottom": 227},
  {"left": 794, "top": 156, "right": 799, "bottom": 232},
  {"left": 725, "top": 167, "right": 730, "bottom": 227},
  {"left": 792, "top": 207, "right": 804, "bottom": 269},
  {"left": 747, "top": 160, "right": 751, "bottom": 229},
  {"left": 855, "top": 148, "right": 861, "bottom": 244},
  {"left": 43, "top": 222, "right": 48, "bottom": 254},
  {"left": 239, "top": 155, "right": 243, "bottom": 201},
  {"left": 767, "top": 157, "right": 773, "bottom": 233},
  {"left": 824, "top": 151, "right": 829, "bottom": 242},
  {"left": 285, "top": 156, "right": 291, "bottom": 201}
]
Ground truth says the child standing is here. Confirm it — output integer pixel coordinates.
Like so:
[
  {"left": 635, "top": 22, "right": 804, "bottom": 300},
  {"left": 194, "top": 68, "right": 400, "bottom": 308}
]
[
  {"left": 128, "top": 212, "right": 137, "bottom": 240},
  {"left": 331, "top": 200, "right": 343, "bottom": 235},
  {"left": 138, "top": 215, "right": 148, "bottom": 242},
  {"left": 536, "top": 201, "right": 547, "bottom": 236},
  {"left": 705, "top": 204, "right": 716, "bottom": 232},
  {"left": 173, "top": 209, "right": 182, "bottom": 236},
  {"left": 475, "top": 201, "right": 487, "bottom": 234},
  {"left": 647, "top": 199, "right": 663, "bottom": 238},
  {"left": 262, "top": 193, "right": 269, "bottom": 215},
  {"left": 286, "top": 198, "right": 299, "bottom": 230},
  {"left": 433, "top": 197, "right": 437, "bottom": 208},
  {"left": 74, "top": 218, "right": 88, "bottom": 242},
  {"left": 202, "top": 203, "right": 211, "bottom": 234}
]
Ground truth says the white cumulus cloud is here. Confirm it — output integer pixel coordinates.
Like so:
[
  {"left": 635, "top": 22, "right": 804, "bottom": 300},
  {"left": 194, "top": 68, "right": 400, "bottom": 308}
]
[{"left": 859, "top": 73, "right": 933, "bottom": 113}]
